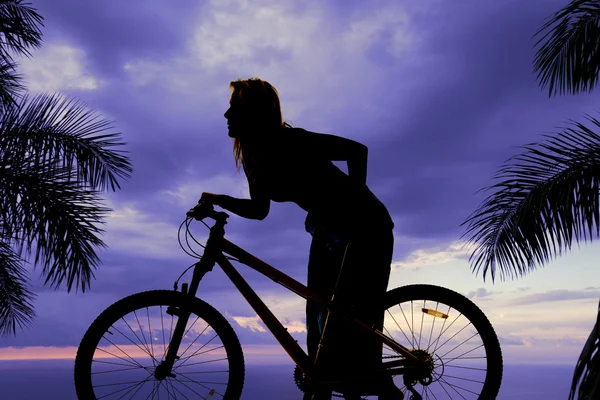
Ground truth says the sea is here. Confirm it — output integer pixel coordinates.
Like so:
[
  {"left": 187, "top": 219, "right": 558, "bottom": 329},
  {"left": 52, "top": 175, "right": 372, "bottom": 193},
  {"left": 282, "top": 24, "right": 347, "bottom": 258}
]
[{"left": 0, "top": 360, "right": 576, "bottom": 399}]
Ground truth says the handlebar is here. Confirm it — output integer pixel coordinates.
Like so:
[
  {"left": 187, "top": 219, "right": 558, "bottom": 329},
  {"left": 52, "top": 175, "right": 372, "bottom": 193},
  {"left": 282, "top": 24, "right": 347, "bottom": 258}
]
[{"left": 186, "top": 201, "right": 229, "bottom": 223}]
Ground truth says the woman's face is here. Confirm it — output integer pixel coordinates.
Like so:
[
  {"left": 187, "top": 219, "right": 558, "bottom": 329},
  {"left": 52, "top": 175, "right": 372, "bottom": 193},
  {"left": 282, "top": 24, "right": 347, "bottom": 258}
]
[{"left": 224, "top": 96, "right": 243, "bottom": 138}]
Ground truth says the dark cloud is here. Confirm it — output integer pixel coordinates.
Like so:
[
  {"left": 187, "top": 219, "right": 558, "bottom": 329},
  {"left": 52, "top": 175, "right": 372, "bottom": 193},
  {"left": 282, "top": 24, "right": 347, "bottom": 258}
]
[
  {"left": 367, "top": 0, "right": 600, "bottom": 239},
  {"left": 31, "top": 0, "right": 200, "bottom": 77}
]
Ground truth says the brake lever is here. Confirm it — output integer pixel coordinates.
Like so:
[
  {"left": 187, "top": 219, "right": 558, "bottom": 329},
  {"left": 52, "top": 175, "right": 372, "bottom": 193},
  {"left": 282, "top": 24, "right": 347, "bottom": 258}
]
[{"left": 187, "top": 201, "right": 215, "bottom": 220}]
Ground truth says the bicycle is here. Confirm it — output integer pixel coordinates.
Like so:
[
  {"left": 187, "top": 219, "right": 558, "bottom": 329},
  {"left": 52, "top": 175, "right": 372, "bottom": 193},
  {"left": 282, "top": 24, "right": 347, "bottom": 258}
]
[{"left": 74, "top": 201, "right": 503, "bottom": 400}]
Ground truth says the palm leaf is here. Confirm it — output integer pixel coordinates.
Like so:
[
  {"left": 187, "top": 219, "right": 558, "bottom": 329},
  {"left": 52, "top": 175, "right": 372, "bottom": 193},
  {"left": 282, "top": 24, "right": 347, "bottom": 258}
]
[
  {"left": 0, "top": 57, "right": 22, "bottom": 112},
  {"left": 460, "top": 113, "right": 600, "bottom": 281},
  {"left": 0, "top": 93, "right": 133, "bottom": 192},
  {"left": 0, "top": 238, "right": 35, "bottom": 336},
  {"left": 570, "top": 299, "right": 600, "bottom": 399},
  {"left": 533, "top": 0, "right": 600, "bottom": 96},
  {"left": 0, "top": 93, "right": 132, "bottom": 293},
  {"left": 0, "top": 161, "right": 110, "bottom": 292},
  {"left": 0, "top": 0, "right": 43, "bottom": 64}
]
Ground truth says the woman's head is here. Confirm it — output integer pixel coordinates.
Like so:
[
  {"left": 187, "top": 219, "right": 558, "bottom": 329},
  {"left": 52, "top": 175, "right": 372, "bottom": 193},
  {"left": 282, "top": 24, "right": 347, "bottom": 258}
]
[
  {"left": 225, "top": 78, "right": 291, "bottom": 174},
  {"left": 225, "top": 78, "right": 285, "bottom": 138}
]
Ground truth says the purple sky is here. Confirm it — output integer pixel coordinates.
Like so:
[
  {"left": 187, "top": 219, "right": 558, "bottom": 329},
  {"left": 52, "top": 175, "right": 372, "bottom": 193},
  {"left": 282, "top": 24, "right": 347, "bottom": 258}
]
[{"left": 2, "top": 0, "right": 600, "bottom": 383}]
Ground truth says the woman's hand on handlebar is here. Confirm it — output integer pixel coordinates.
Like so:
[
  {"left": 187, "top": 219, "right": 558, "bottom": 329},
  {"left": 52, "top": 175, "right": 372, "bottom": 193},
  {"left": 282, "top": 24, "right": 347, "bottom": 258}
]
[{"left": 199, "top": 192, "right": 222, "bottom": 206}]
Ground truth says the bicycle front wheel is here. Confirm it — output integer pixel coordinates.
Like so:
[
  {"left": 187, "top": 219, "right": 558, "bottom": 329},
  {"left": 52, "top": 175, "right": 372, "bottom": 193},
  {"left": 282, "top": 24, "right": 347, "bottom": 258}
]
[
  {"left": 381, "top": 284, "right": 503, "bottom": 399},
  {"left": 74, "top": 290, "right": 245, "bottom": 400}
]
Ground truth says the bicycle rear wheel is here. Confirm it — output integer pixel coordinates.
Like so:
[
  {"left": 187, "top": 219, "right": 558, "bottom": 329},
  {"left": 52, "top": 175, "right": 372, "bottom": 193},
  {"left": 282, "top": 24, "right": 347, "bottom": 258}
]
[
  {"left": 74, "top": 290, "right": 245, "bottom": 399},
  {"left": 381, "top": 284, "right": 503, "bottom": 399}
]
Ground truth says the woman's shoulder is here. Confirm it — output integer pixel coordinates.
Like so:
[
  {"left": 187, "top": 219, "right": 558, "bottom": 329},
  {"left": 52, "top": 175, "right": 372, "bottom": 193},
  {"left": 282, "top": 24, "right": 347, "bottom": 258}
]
[{"left": 280, "top": 126, "right": 324, "bottom": 143}]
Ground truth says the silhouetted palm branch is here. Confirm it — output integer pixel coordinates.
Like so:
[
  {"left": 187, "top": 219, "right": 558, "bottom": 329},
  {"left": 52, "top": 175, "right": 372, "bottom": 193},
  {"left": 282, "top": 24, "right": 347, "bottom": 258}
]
[
  {"left": 0, "top": 162, "right": 111, "bottom": 291},
  {"left": 0, "top": 239, "right": 34, "bottom": 336},
  {"left": 0, "top": 0, "right": 43, "bottom": 64},
  {"left": 534, "top": 0, "right": 600, "bottom": 96},
  {"left": 570, "top": 299, "right": 600, "bottom": 399},
  {"left": 0, "top": 93, "right": 132, "bottom": 334},
  {"left": 0, "top": 1, "right": 40, "bottom": 114},
  {"left": 0, "top": 93, "right": 133, "bottom": 192},
  {"left": 461, "top": 113, "right": 600, "bottom": 281},
  {"left": 0, "top": 57, "right": 22, "bottom": 111}
]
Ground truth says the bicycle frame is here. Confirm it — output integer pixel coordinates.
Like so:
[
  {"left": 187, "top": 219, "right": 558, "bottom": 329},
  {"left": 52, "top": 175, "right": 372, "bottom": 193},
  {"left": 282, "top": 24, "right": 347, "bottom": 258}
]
[{"left": 161, "top": 212, "right": 418, "bottom": 383}]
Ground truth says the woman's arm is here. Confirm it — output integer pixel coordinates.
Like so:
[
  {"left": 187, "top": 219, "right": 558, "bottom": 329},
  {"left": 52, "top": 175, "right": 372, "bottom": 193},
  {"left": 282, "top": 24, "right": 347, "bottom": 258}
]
[
  {"left": 216, "top": 180, "right": 270, "bottom": 220},
  {"left": 305, "top": 130, "right": 368, "bottom": 186},
  {"left": 201, "top": 172, "right": 270, "bottom": 220}
]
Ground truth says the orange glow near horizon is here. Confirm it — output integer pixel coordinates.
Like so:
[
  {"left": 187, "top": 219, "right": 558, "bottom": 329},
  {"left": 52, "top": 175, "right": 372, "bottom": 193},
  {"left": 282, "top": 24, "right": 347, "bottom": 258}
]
[{"left": 0, "top": 344, "right": 290, "bottom": 361}]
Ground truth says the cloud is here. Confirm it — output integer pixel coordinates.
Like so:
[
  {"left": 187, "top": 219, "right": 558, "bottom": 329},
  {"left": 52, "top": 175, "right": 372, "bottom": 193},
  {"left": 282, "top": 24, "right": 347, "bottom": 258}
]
[
  {"left": 231, "top": 316, "right": 267, "bottom": 332},
  {"left": 509, "top": 289, "right": 600, "bottom": 306},
  {"left": 391, "top": 240, "right": 469, "bottom": 270},
  {"left": 466, "top": 287, "right": 500, "bottom": 300},
  {"left": 100, "top": 197, "right": 201, "bottom": 260},
  {"left": 18, "top": 43, "right": 100, "bottom": 92},
  {"left": 498, "top": 335, "right": 525, "bottom": 346},
  {"left": 158, "top": 173, "right": 249, "bottom": 207},
  {"left": 121, "top": 0, "right": 412, "bottom": 129}
]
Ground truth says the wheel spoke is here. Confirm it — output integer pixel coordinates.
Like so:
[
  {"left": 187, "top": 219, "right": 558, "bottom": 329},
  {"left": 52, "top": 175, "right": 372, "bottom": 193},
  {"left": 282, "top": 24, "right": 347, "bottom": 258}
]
[
  {"left": 110, "top": 323, "right": 157, "bottom": 362},
  {"left": 426, "top": 302, "right": 440, "bottom": 352},
  {"left": 437, "top": 375, "right": 477, "bottom": 397},
  {"left": 147, "top": 308, "right": 155, "bottom": 365},
  {"left": 175, "top": 345, "right": 224, "bottom": 367},
  {"left": 170, "top": 375, "right": 211, "bottom": 399},
  {"left": 92, "top": 365, "right": 149, "bottom": 375},
  {"left": 166, "top": 380, "right": 189, "bottom": 399},
  {"left": 176, "top": 323, "right": 211, "bottom": 363},
  {"left": 442, "top": 344, "right": 485, "bottom": 364},
  {"left": 133, "top": 310, "right": 153, "bottom": 357},
  {"left": 96, "top": 374, "right": 152, "bottom": 400},
  {"left": 418, "top": 300, "right": 425, "bottom": 348},
  {"left": 95, "top": 342, "right": 144, "bottom": 369},
  {"left": 432, "top": 309, "right": 462, "bottom": 354},
  {"left": 427, "top": 305, "right": 451, "bottom": 353},
  {"left": 438, "top": 330, "right": 479, "bottom": 359},
  {"left": 175, "top": 336, "right": 220, "bottom": 369},
  {"left": 161, "top": 305, "right": 167, "bottom": 362},
  {"left": 386, "top": 309, "right": 413, "bottom": 345}
]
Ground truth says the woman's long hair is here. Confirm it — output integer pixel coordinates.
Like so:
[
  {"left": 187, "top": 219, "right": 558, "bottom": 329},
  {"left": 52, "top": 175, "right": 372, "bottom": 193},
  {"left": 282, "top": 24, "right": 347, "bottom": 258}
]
[{"left": 230, "top": 78, "right": 292, "bottom": 181}]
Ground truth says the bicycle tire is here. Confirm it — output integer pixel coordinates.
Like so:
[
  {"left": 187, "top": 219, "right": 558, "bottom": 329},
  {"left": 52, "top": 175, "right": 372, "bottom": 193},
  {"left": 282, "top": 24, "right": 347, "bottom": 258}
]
[
  {"left": 74, "top": 290, "right": 245, "bottom": 400},
  {"left": 382, "top": 284, "right": 503, "bottom": 399}
]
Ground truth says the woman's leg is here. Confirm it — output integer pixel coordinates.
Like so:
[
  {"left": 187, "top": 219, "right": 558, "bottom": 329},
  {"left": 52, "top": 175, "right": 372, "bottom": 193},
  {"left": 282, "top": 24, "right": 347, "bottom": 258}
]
[
  {"left": 333, "top": 228, "right": 394, "bottom": 372},
  {"left": 306, "top": 227, "right": 342, "bottom": 363},
  {"left": 305, "top": 228, "right": 343, "bottom": 400}
]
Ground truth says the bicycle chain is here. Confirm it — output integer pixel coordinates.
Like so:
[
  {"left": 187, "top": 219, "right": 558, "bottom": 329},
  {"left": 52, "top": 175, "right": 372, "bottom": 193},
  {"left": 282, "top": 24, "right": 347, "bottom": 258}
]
[
  {"left": 293, "top": 365, "right": 346, "bottom": 398},
  {"left": 293, "top": 356, "right": 403, "bottom": 398}
]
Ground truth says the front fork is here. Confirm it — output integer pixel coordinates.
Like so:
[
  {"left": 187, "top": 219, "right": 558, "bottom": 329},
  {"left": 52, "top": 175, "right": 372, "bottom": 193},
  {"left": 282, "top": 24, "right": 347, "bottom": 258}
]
[{"left": 154, "top": 257, "right": 215, "bottom": 380}]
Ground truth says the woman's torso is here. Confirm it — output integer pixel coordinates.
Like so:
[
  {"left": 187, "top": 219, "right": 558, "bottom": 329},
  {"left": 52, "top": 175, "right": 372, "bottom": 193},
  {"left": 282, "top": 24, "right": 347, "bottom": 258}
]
[{"left": 252, "top": 127, "right": 394, "bottom": 238}]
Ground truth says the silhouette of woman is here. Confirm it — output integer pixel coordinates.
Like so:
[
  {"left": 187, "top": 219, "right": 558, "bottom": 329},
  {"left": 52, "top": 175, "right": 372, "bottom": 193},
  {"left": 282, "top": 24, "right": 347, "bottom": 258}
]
[{"left": 199, "top": 78, "right": 402, "bottom": 400}]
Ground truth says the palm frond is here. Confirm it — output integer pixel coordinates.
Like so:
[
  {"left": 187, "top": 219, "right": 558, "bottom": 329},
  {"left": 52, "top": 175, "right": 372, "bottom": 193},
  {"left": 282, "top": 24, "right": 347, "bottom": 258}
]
[
  {"left": 460, "top": 113, "right": 600, "bottom": 281},
  {"left": 533, "top": 0, "right": 600, "bottom": 97},
  {"left": 0, "top": 93, "right": 133, "bottom": 192},
  {"left": 0, "top": 56, "right": 22, "bottom": 112},
  {"left": 0, "top": 238, "right": 35, "bottom": 336},
  {"left": 570, "top": 299, "right": 600, "bottom": 400},
  {"left": 0, "top": 0, "right": 43, "bottom": 64},
  {"left": 0, "top": 160, "right": 110, "bottom": 291}
]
